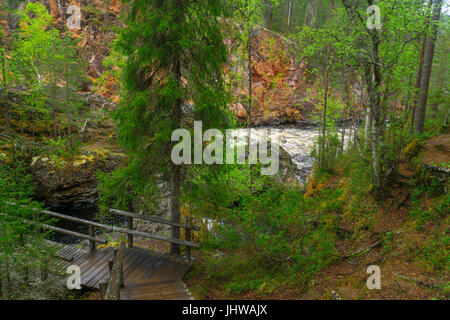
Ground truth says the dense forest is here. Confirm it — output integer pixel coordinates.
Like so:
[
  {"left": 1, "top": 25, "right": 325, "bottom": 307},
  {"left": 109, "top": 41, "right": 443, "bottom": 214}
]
[{"left": 0, "top": 0, "right": 448, "bottom": 301}]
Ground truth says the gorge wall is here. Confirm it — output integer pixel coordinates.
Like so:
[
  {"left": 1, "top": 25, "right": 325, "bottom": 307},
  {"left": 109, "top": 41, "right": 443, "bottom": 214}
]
[{"left": 1, "top": 0, "right": 318, "bottom": 126}]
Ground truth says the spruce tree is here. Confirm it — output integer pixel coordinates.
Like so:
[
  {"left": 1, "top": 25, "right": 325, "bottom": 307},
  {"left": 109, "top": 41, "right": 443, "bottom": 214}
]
[{"left": 116, "top": 0, "right": 230, "bottom": 254}]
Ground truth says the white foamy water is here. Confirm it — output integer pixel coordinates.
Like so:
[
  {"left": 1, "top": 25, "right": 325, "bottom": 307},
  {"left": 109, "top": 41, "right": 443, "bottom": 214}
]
[{"left": 234, "top": 127, "right": 352, "bottom": 182}]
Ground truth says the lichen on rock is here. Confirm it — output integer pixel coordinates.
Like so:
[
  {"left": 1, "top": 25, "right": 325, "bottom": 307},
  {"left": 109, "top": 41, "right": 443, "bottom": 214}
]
[{"left": 30, "top": 149, "right": 124, "bottom": 207}]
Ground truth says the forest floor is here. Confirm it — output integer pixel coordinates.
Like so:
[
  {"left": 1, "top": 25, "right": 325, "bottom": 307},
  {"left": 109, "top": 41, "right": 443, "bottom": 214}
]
[{"left": 184, "top": 134, "right": 449, "bottom": 300}]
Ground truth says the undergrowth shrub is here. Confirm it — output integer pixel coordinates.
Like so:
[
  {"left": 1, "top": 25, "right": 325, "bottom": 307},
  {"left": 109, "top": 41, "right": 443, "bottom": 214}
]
[
  {"left": 415, "top": 230, "right": 449, "bottom": 273},
  {"left": 0, "top": 160, "right": 62, "bottom": 300},
  {"left": 202, "top": 184, "right": 338, "bottom": 294},
  {"left": 311, "top": 133, "right": 342, "bottom": 173}
]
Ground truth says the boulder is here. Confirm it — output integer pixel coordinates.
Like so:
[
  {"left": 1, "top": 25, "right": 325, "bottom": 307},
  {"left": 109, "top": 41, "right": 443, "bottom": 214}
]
[
  {"left": 30, "top": 150, "right": 124, "bottom": 207},
  {"left": 275, "top": 145, "right": 304, "bottom": 188}
]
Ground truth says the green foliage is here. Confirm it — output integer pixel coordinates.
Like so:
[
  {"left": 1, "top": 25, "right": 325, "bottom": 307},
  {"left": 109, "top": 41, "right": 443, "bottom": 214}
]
[
  {"left": 224, "top": 0, "right": 279, "bottom": 119},
  {"left": 423, "top": 108, "right": 449, "bottom": 137},
  {"left": 15, "top": 2, "right": 60, "bottom": 85},
  {"left": 0, "top": 159, "right": 62, "bottom": 299},
  {"left": 0, "top": 2, "right": 86, "bottom": 149},
  {"left": 415, "top": 230, "right": 449, "bottom": 273},
  {"left": 101, "top": 0, "right": 232, "bottom": 214},
  {"left": 410, "top": 190, "right": 449, "bottom": 231},
  {"left": 97, "top": 161, "right": 154, "bottom": 218},
  {"left": 199, "top": 176, "right": 338, "bottom": 294},
  {"left": 311, "top": 133, "right": 342, "bottom": 173},
  {"left": 93, "top": 45, "right": 125, "bottom": 96},
  {"left": 46, "top": 137, "right": 77, "bottom": 158}
]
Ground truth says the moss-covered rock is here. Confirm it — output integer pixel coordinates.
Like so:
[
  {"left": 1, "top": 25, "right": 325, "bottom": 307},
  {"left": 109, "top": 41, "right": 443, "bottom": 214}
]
[{"left": 30, "top": 149, "right": 124, "bottom": 207}]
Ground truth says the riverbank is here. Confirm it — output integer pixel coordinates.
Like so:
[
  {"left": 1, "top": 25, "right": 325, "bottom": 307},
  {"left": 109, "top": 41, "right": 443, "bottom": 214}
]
[{"left": 183, "top": 133, "right": 449, "bottom": 300}]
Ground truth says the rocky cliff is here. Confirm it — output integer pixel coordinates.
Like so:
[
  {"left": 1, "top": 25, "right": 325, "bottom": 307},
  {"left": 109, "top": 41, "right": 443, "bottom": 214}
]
[
  {"left": 225, "top": 24, "right": 315, "bottom": 126},
  {"left": 2, "top": 0, "right": 316, "bottom": 126},
  {"left": 30, "top": 149, "right": 124, "bottom": 207},
  {"left": 1, "top": 0, "right": 312, "bottom": 207}
]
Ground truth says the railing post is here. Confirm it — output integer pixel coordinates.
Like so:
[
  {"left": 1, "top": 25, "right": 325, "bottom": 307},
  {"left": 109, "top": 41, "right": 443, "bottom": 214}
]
[
  {"left": 185, "top": 218, "right": 191, "bottom": 261},
  {"left": 127, "top": 217, "right": 133, "bottom": 248},
  {"left": 104, "top": 242, "right": 125, "bottom": 300},
  {"left": 120, "top": 260, "right": 124, "bottom": 288},
  {"left": 99, "top": 280, "right": 107, "bottom": 300},
  {"left": 89, "top": 225, "right": 96, "bottom": 252},
  {"left": 112, "top": 246, "right": 124, "bottom": 288}
]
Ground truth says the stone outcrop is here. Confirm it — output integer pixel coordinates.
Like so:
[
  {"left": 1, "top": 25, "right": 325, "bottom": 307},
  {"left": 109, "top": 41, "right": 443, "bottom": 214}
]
[
  {"left": 276, "top": 145, "right": 304, "bottom": 187},
  {"left": 30, "top": 149, "right": 124, "bottom": 207}
]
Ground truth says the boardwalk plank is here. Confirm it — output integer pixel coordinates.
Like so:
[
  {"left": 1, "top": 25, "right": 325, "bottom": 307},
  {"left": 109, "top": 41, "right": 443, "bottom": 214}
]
[
  {"left": 45, "top": 240, "right": 194, "bottom": 299},
  {"left": 121, "top": 251, "right": 144, "bottom": 279},
  {"left": 82, "top": 250, "right": 115, "bottom": 287},
  {"left": 126, "top": 255, "right": 159, "bottom": 283},
  {"left": 123, "top": 252, "right": 149, "bottom": 279},
  {"left": 128, "top": 254, "right": 162, "bottom": 281},
  {"left": 86, "top": 248, "right": 133, "bottom": 288}
]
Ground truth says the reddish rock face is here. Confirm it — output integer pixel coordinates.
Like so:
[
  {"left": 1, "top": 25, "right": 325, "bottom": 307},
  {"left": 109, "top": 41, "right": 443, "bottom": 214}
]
[
  {"left": 2, "top": 1, "right": 319, "bottom": 125},
  {"left": 225, "top": 25, "right": 315, "bottom": 126},
  {"left": 3, "top": 0, "right": 123, "bottom": 83}
]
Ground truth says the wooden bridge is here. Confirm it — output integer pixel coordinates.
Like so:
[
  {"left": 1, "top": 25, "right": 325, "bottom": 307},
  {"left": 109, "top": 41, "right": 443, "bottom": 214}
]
[{"left": 4, "top": 205, "right": 200, "bottom": 300}]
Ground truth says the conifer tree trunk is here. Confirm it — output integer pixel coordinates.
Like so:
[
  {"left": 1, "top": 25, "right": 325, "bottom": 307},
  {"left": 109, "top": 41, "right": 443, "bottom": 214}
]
[
  {"left": 170, "top": 10, "right": 183, "bottom": 255},
  {"left": 52, "top": 104, "right": 58, "bottom": 140},
  {"left": 66, "top": 86, "right": 72, "bottom": 149},
  {"left": 247, "top": 25, "right": 253, "bottom": 134},
  {"left": 431, "top": 38, "right": 447, "bottom": 117},
  {"left": 322, "top": 49, "right": 329, "bottom": 140},
  {"left": 287, "top": 1, "right": 292, "bottom": 30},
  {"left": 170, "top": 163, "right": 181, "bottom": 255},
  {"left": 410, "top": 26, "right": 427, "bottom": 134},
  {"left": 246, "top": 24, "right": 253, "bottom": 180},
  {"left": 365, "top": 50, "right": 382, "bottom": 193},
  {"left": 320, "top": 48, "right": 330, "bottom": 168},
  {"left": 3, "top": 104, "right": 9, "bottom": 136},
  {"left": 364, "top": 107, "right": 372, "bottom": 144},
  {"left": 51, "top": 86, "right": 58, "bottom": 140},
  {"left": 264, "top": 0, "right": 273, "bottom": 28}
]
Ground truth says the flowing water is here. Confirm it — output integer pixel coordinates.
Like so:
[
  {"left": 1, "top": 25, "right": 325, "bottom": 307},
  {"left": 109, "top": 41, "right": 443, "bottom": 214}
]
[
  {"left": 51, "top": 127, "right": 351, "bottom": 241},
  {"left": 234, "top": 127, "right": 352, "bottom": 182}
]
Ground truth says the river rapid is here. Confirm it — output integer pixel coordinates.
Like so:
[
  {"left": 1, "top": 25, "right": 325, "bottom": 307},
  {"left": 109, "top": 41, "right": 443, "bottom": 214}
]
[
  {"left": 53, "top": 127, "right": 352, "bottom": 243},
  {"left": 235, "top": 127, "right": 352, "bottom": 182}
]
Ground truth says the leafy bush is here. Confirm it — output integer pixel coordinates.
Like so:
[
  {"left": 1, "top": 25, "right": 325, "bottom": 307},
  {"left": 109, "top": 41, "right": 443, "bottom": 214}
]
[
  {"left": 0, "top": 160, "right": 62, "bottom": 299},
  {"left": 311, "top": 133, "right": 342, "bottom": 173},
  {"left": 415, "top": 231, "right": 449, "bottom": 273},
  {"left": 201, "top": 184, "right": 338, "bottom": 293}
]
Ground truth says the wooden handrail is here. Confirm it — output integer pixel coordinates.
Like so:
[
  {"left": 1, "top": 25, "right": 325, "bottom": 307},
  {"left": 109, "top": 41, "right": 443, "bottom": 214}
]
[
  {"left": 0, "top": 212, "right": 107, "bottom": 244},
  {"left": 103, "top": 242, "right": 125, "bottom": 300},
  {"left": 42, "top": 209, "right": 199, "bottom": 248},
  {"left": 109, "top": 209, "right": 201, "bottom": 231},
  {"left": 3, "top": 202, "right": 200, "bottom": 253},
  {"left": 110, "top": 208, "right": 200, "bottom": 260}
]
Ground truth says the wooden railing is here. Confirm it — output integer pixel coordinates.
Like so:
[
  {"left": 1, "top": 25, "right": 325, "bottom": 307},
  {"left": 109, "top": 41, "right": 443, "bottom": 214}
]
[
  {"left": 2, "top": 203, "right": 200, "bottom": 260},
  {"left": 109, "top": 209, "right": 200, "bottom": 260},
  {"left": 99, "top": 242, "right": 125, "bottom": 300}
]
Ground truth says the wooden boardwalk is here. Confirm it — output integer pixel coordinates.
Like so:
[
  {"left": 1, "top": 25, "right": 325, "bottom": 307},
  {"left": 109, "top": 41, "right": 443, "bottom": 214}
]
[
  {"left": 50, "top": 241, "right": 194, "bottom": 300},
  {"left": 5, "top": 205, "right": 200, "bottom": 300}
]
